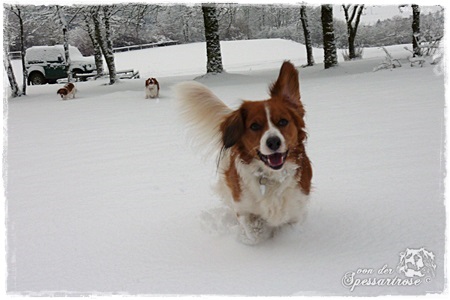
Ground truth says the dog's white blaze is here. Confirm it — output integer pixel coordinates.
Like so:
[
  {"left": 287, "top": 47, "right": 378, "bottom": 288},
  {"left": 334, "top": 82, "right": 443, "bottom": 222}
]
[{"left": 259, "top": 104, "right": 286, "bottom": 155}]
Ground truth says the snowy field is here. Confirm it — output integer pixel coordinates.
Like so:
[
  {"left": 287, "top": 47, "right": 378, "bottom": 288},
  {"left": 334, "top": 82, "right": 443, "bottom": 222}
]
[{"left": 4, "top": 39, "right": 446, "bottom": 296}]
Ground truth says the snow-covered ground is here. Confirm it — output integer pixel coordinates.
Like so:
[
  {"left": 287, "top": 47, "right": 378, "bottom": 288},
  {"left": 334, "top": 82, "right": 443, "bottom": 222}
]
[{"left": 4, "top": 39, "right": 446, "bottom": 296}]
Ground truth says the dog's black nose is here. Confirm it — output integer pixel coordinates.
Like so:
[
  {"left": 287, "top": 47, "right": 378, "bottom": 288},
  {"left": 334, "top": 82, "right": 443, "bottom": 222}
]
[{"left": 266, "top": 136, "right": 281, "bottom": 151}]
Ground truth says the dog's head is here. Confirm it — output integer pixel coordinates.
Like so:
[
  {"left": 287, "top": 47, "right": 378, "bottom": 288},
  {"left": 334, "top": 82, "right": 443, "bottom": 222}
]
[
  {"left": 220, "top": 61, "right": 307, "bottom": 171},
  {"left": 146, "top": 78, "right": 158, "bottom": 87},
  {"left": 57, "top": 88, "right": 68, "bottom": 99}
]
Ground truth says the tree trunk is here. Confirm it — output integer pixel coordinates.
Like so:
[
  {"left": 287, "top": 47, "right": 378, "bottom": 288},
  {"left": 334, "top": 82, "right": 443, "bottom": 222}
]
[
  {"left": 62, "top": 28, "right": 72, "bottom": 82},
  {"left": 92, "top": 6, "right": 116, "bottom": 84},
  {"left": 57, "top": 6, "right": 73, "bottom": 83},
  {"left": 92, "top": 7, "right": 106, "bottom": 61},
  {"left": 17, "top": 6, "right": 27, "bottom": 94},
  {"left": 348, "top": 35, "right": 355, "bottom": 58},
  {"left": 300, "top": 5, "right": 314, "bottom": 66},
  {"left": 4, "top": 43, "right": 21, "bottom": 97},
  {"left": 102, "top": 6, "right": 117, "bottom": 84},
  {"left": 343, "top": 4, "right": 364, "bottom": 60},
  {"left": 202, "top": 4, "right": 224, "bottom": 74},
  {"left": 244, "top": 7, "right": 251, "bottom": 39},
  {"left": 85, "top": 18, "right": 104, "bottom": 76},
  {"left": 412, "top": 4, "right": 421, "bottom": 57},
  {"left": 321, "top": 5, "right": 338, "bottom": 69}
]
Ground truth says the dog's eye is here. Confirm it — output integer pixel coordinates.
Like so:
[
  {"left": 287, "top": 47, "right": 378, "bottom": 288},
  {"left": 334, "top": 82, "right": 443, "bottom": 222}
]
[
  {"left": 278, "top": 119, "right": 289, "bottom": 127},
  {"left": 250, "top": 123, "right": 262, "bottom": 131}
]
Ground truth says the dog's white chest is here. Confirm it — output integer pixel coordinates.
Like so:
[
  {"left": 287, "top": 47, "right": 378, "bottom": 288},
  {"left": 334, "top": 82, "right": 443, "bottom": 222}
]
[
  {"left": 231, "top": 160, "right": 309, "bottom": 227},
  {"left": 146, "top": 85, "right": 159, "bottom": 98}
]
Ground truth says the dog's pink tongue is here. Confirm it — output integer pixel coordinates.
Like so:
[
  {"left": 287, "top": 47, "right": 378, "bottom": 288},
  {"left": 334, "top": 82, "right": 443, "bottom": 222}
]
[{"left": 268, "top": 153, "right": 284, "bottom": 167}]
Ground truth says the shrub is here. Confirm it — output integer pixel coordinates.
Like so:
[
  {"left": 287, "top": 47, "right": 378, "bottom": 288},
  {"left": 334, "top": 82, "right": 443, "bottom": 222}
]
[{"left": 342, "top": 46, "right": 364, "bottom": 61}]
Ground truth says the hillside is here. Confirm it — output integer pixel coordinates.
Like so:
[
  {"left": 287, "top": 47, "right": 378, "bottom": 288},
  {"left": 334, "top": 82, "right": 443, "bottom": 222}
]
[{"left": 12, "top": 39, "right": 415, "bottom": 83}]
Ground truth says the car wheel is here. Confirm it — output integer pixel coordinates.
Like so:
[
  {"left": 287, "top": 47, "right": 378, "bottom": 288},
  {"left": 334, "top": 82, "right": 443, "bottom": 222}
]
[{"left": 29, "top": 72, "right": 47, "bottom": 85}]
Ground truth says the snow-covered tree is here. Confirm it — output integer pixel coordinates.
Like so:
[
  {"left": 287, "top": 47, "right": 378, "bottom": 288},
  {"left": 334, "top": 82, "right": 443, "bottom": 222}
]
[
  {"left": 126, "top": 4, "right": 152, "bottom": 39},
  {"left": 321, "top": 5, "right": 338, "bottom": 69},
  {"left": 218, "top": 4, "right": 240, "bottom": 40},
  {"left": 4, "top": 52, "right": 20, "bottom": 97},
  {"left": 102, "top": 5, "right": 117, "bottom": 84},
  {"left": 411, "top": 4, "right": 421, "bottom": 56},
  {"left": 91, "top": 5, "right": 117, "bottom": 84},
  {"left": 3, "top": 25, "right": 21, "bottom": 97},
  {"left": 81, "top": 14, "right": 103, "bottom": 76},
  {"left": 56, "top": 6, "right": 73, "bottom": 82},
  {"left": 54, "top": 5, "right": 86, "bottom": 82},
  {"left": 202, "top": 3, "right": 223, "bottom": 74},
  {"left": 6, "top": 5, "right": 59, "bottom": 51},
  {"left": 5, "top": 5, "right": 27, "bottom": 95},
  {"left": 300, "top": 5, "right": 314, "bottom": 66},
  {"left": 3, "top": 4, "right": 444, "bottom": 59},
  {"left": 342, "top": 4, "right": 364, "bottom": 60}
]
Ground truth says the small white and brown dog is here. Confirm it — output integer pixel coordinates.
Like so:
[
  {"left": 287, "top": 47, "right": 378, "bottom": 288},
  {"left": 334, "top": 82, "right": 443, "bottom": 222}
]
[
  {"left": 145, "top": 77, "right": 160, "bottom": 99},
  {"left": 57, "top": 83, "right": 76, "bottom": 100}
]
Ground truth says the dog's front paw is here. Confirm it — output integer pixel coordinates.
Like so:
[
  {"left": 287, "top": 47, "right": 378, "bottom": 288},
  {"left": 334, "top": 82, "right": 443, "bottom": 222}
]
[{"left": 238, "top": 214, "right": 273, "bottom": 245}]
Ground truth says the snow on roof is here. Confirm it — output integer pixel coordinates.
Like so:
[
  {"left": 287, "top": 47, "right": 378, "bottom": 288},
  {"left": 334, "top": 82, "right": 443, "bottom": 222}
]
[{"left": 25, "top": 45, "right": 84, "bottom": 62}]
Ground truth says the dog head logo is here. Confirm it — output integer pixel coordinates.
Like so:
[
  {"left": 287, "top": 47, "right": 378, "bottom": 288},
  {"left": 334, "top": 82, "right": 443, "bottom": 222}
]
[{"left": 397, "top": 248, "right": 436, "bottom": 278}]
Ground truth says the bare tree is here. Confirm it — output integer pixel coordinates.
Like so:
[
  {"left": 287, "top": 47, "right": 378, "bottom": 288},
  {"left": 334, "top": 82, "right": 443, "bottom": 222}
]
[
  {"left": 179, "top": 6, "right": 198, "bottom": 43},
  {"left": 300, "top": 5, "right": 314, "bottom": 66},
  {"left": 6, "top": 5, "right": 27, "bottom": 95},
  {"left": 128, "top": 4, "right": 152, "bottom": 39},
  {"left": 241, "top": 6, "right": 251, "bottom": 39},
  {"left": 56, "top": 6, "right": 72, "bottom": 83},
  {"left": 321, "top": 4, "right": 338, "bottom": 69},
  {"left": 56, "top": 6, "right": 83, "bottom": 82},
  {"left": 412, "top": 4, "right": 421, "bottom": 56},
  {"left": 202, "top": 3, "right": 224, "bottom": 74},
  {"left": 91, "top": 5, "right": 117, "bottom": 84},
  {"left": 399, "top": 4, "right": 422, "bottom": 56},
  {"left": 3, "top": 28, "right": 21, "bottom": 97},
  {"left": 342, "top": 4, "right": 364, "bottom": 60},
  {"left": 218, "top": 4, "right": 238, "bottom": 40},
  {"left": 80, "top": 9, "right": 103, "bottom": 77},
  {"left": 101, "top": 5, "right": 117, "bottom": 84}
]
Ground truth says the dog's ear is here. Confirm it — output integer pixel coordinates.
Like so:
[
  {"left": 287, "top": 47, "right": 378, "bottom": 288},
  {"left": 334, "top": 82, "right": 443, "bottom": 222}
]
[
  {"left": 270, "top": 61, "right": 301, "bottom": 108},
  {"left": 299, "top": 153, "right": 312, "bottom": 195},
  {"left": 221, "top": 108, "right": 245, "bottom": 149}
]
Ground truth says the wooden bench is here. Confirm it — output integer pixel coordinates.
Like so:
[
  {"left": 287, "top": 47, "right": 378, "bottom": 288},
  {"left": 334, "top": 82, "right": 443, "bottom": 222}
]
[{"left": 74, "top": 69, "right": 140, "bottom": 81}]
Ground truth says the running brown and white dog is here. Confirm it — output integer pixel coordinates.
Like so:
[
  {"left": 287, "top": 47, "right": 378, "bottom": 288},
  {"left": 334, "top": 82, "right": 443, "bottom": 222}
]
[
  {"left": 145, "top": 77, "right": 160, "bottom": 99},
  {"left": 175, "top": 61, "right": 312, "bottom": 244},
  {"left": 57, "top": 83, "right": 76, "bottom": 100}
]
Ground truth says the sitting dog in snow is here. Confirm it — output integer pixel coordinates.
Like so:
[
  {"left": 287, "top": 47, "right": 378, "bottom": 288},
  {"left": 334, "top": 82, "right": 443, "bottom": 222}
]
[{"left": 145, "top": 77, "right": 160, "bottom": 99}]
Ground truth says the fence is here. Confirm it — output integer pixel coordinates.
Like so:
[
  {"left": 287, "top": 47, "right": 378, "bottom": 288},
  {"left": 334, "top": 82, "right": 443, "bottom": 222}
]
[
  {"left": 112, "top": 41, "right": 178, "bottom": 53},
  {"left": 9, "top": 41, "right": 179, "bottom": 59}
]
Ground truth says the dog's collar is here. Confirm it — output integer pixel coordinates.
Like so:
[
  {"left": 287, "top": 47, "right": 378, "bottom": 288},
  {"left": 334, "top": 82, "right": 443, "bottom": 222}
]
[
  {"left": 255, "top": 166, "right": 298, "bottom": 196},
  {"left": 256, "top": 168, "right": 279, "bottom": 196},
  {"left": 259, "top": 176, "right": 269, "bottom": 186}
]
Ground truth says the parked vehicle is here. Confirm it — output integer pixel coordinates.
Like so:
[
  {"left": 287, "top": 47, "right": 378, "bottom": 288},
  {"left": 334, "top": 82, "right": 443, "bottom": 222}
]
[{"left": 25, "top": 45, "right": 95, "bottom": 85}]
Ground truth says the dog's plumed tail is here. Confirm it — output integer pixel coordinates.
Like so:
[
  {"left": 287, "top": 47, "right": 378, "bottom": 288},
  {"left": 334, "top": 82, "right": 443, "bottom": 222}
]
[{"left": 174, "top": 81, "right": 232, "bottom": 157}]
